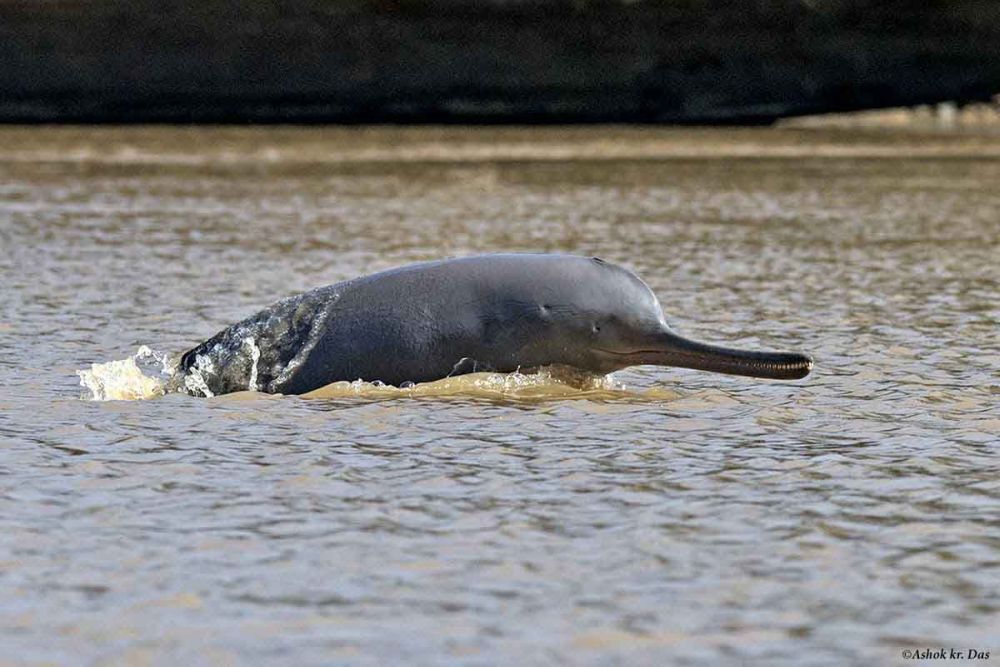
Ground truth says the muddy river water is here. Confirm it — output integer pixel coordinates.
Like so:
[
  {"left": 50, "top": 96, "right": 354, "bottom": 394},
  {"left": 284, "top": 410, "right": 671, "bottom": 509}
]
[{"left": 1, "top": 126, "right": 998, "bottom": 664}]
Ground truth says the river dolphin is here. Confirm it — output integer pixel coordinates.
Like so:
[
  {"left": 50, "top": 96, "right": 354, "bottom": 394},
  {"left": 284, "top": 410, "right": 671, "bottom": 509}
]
[{"left": 172, "top": 254, "right": 813, "bottom": 396}]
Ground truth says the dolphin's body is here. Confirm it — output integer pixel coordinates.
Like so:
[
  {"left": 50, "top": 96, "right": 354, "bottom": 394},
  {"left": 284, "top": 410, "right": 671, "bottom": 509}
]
[{"left": 173, "top": 254, "right": 812, "bottom": 396}]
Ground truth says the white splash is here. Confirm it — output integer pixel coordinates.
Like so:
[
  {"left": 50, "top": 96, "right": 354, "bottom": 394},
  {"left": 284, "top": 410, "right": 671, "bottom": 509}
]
[
  {"left": 77, "top": 345, "right": 173, "bottom": 401},
  {"left": 244, "top": 337, "right": 261, "bottom": 392},
  {"left": 77, "top": 348, "right": 661, "bottom": 403},
  {"left": 302, "top": 365, "right": 632, "bottom": 400},
  {"left": 182, "top": 353, "right": 215, "bottom": 398}
]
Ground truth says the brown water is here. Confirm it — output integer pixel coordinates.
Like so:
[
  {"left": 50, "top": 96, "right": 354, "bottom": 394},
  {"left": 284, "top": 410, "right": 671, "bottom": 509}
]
[{"left": 1, "top": 126, "right": 998, "bottom": 664}]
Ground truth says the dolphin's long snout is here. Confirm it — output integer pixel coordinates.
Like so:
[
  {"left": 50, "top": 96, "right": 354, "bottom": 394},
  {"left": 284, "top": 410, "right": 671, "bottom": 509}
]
[{"left": 632, "top": 329, "right": 813, "bottom": 380}]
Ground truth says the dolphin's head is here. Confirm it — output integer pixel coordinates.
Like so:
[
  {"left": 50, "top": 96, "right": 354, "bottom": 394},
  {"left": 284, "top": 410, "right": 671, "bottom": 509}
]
[{"left": 546, "top": 257, "right": 813, "bottom": 380}]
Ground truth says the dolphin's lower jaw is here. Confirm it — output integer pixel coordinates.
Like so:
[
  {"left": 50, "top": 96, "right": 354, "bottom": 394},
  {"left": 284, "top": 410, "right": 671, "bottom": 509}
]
[{"left": 597, "top": 331, "right": 813, "bottom": 381}]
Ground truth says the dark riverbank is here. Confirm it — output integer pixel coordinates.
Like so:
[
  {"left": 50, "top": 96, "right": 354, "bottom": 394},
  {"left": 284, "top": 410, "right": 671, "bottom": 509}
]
[{"left": 1, "top": 0, "right": 999, "bottom": 124}]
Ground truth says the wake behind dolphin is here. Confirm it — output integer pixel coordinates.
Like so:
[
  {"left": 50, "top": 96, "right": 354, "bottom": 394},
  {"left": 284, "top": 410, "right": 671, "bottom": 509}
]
[{"left": 170, "top": 254, "right": 813, "bottom": 397}]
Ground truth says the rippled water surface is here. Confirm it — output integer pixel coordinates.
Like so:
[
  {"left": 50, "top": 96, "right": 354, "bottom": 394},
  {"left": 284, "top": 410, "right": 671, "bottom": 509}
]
[{"left": 1, "top": 126, "right": 998, "bottom": 664}]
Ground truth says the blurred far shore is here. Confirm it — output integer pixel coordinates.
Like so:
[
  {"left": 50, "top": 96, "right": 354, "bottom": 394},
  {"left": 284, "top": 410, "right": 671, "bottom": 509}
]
[{"left": 784, "top": 99, "right": 1000, "bottom": 131}]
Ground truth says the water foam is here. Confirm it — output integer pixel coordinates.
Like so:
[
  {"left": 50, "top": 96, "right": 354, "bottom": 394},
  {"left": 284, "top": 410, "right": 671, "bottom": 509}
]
[
  {"left": 182, "top": 353, "right": 216, "bottom": 398},
  {"left": 77, "top": 346, "right": 174, "bottom": 401},
  {"left": 245, "top": 337, "right": 261, "bottom": 392},
  {"left": 77, "top": 351, "right": 668, "bottom": 403},
  {"left": 302, "top": 365, "right": 635, "bottom": 401}
]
